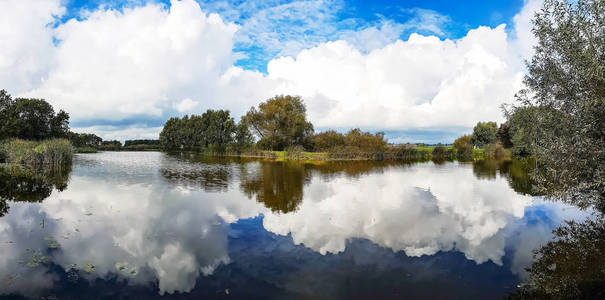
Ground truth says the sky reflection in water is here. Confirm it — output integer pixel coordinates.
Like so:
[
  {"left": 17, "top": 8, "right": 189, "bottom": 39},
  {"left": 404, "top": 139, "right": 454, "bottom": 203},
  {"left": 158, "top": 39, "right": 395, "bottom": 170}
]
[{"left": 0, "top": 152, "right": 588, "bottom": 299}]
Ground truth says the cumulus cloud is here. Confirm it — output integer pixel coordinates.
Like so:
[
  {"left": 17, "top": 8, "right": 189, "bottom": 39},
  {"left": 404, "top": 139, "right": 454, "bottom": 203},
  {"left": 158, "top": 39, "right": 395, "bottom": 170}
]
[
  {"left": 267, "top": 25, "right": 525, "bottom": 131},
  {"left": 0, "top": 0, "right": 543, "bottom": 141},
  {"left": 0, "top": 0, "right": 64, "bottom": 93}
]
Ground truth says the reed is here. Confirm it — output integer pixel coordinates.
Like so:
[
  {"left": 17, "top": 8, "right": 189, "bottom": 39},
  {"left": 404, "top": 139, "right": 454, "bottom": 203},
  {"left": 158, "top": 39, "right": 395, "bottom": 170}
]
[{"left": 0, "top": 139, "right": 73, "bottom": 168}]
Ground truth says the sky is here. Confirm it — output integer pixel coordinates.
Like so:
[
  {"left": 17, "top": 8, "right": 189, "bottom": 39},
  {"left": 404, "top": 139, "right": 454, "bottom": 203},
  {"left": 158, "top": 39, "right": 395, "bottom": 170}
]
[{"left": 0, "top": 0, "right": 542, "bottom": 143}]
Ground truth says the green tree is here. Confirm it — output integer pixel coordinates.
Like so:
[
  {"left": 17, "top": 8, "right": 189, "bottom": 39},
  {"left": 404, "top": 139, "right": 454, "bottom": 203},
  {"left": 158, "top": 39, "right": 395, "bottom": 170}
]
[
  {"left": 232, "top": 118, "right": 254, "bottom": 152},
  {"left": 512, "top": 0, "right": 605, "bottom": 210},
  {"left": 0, "top": 90, "right": 71, "bottom": 140},
  {"left": 159, "top": 110, "right": 240, "bottom": 152},
  {"left": 453, "top": 135, "right": 473, "bottom": 159},
  {"left": 202, "top": 109, "right": 236, "bottom": 150},
  {"left": 50, "top": 110, "right": 70, "bottom": 138},
  {"left": 497, "top": 123, "right": 513, "bottom": 148},
  {"left": 470, "top": 122, "right": 498, "bottom": 148},
  {"left": 243, "top": 95, "right": 314, "bottom": 151}
]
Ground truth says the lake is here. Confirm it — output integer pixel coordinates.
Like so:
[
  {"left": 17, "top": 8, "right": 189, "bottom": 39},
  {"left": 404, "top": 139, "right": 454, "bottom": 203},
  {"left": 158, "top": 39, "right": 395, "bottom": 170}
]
[{"left": 0, "top": 152, "right": 588, "bottom": 299}]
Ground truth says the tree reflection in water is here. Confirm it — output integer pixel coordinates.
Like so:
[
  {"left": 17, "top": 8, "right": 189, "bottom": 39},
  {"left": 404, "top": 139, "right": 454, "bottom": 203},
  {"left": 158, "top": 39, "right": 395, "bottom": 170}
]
[
  {"left": 509, "top": 216, "right": 605, "bottom": 299},
  {"left": 0, "top": 164, "right": 71, "bottom": 216}
]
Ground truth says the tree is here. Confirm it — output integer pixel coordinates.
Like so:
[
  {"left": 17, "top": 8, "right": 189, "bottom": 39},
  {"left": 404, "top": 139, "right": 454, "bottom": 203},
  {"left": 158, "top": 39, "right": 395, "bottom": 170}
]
[
  {"left": 67, "top": 132, "right": 102, "bottom": 148},
  {"left": 159, "top": 110, "right": 240, "bottom": 152},
  {"left": 0, "top": 90, "right": 71, "bottom": 140},
  {"left": 497, "top": 123, "right": 513, "bottom": 148},
  {"left": 453, "top": 135, "right": 473, "bottom": 158},
  {"left": 232, "top": 119, "right": 254, "bottom": 152},
  {"left": 470, "top": 122, "right": 498, "bottom": 148},
  {"left": 242, "top": 95, "right": 314, "bottom": 151},
  {"left": 512, "top": 0, "right": 605, "bottom": 210},
  {"left": 50, "top": 110, "right": 70, "bottom": 138},
  {"left": 202, "top": 109, "right": 236, "bottom": 150}
]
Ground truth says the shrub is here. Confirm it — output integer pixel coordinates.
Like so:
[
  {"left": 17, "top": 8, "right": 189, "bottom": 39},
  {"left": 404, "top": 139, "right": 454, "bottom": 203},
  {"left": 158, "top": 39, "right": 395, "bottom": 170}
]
[
  {"left": 285, "top": 145, "right": 305, "bottom": 159},
  {"left": 312, "top": 130, "right": 346, "bottom": 152},
  {"left": 453, "top": 135, "right": 473, "bottom": 159},
  {"left": 485, "top": 143, "right": 509, "bottom": 159}
]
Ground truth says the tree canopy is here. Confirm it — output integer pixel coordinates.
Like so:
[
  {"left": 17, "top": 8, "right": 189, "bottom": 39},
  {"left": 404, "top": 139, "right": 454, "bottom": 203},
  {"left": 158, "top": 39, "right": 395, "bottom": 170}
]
[
  {"left": 470, "top": 121, "right": 498, "bottom": 148},
  {"left": 242, "top": 95, "right": 314, "bottom": 151},
  {"left": 0, "top": 90, "right": 70, "bottom": 140},
  {"left": 159, "top": 109, "right": 252, "bottom": 152},
  {"left": 511, "top": 0, "right": 605, "bottom": 211}
]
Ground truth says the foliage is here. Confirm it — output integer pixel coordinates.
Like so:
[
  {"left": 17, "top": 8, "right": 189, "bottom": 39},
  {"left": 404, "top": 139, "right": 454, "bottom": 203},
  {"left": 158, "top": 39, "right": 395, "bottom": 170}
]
[
  {"left": 497, "top": 123, "right": 513, "bottom": 148},
  {"left": 99, "top": 140, "right": 122, "bottom": 151},
  {"left": 510, "top": 217, "right": 605, "bottom": 299},
  {"left": 124, "top": 139, "right": 159, "bottom": 147},
  {"left": 0, "top": 164, "right": 71, "bottom": 217},
  {"left": 68, "top": 132, "right": 102, "bottom": 148},
  {"left": 510, "top": 0, "right": 605, "bottom": 210},
  {"left": 470, "top": 121, "right": 498, "bottom": 148},
  {"left": 484, "top": 143, "right": 509, "bottom": 159},
  {"left": 0, "top": 90, "right": 70, "bottom": 140},
  {"left": 0, "top": 139, "right": 73, "bottom": 167},
  {"left": 453, "top": 135, "right": 473, "bottom": 159},
  {"left": 325, "top": 129, "right": 388, "bottom": 160},
  {"left": 312, "top": 130, "right": 346, "bottom": 152},
  {"left": 242, "top": 95, "right": 314, "bottom": 151},
  {"left": 431, "top": 145, "right": 451, "bottom": 158},
  {"left": 231, "top": 119, "right": 254, "bottom": 153},
  {"left": 75, "top": 146, "right": 98, "bottom": 153},
  {"left": 160, "top": 109, "right": 243, "bottom": 152}
]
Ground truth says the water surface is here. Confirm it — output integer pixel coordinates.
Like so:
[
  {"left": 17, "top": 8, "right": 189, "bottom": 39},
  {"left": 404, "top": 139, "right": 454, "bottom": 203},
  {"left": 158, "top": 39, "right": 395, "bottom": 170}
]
[{"left": 0, "top": 152, "right": 587, "bottom": 299}]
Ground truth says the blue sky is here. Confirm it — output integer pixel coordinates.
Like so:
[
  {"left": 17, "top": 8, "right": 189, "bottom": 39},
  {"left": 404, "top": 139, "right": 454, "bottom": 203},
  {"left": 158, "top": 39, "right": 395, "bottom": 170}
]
[{"left": 1, "top": 0, "right": 538, "bottom": 142}]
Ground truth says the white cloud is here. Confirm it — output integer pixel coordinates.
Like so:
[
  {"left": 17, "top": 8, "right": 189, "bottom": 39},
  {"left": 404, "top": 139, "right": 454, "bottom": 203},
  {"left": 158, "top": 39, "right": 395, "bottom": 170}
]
[
  {"left": 0, "top": 0, "right": 64, "bottom": 93},
  {"left": 513, "top": 0, "right": 543, "bottom": 60},
  {"left": 0, "top": 0, "right": 541, "bottom": 141},
  {"left": 267, "top": 25, "right": 525, "bottom": 130},
  {"left": 21, "top": 0, "right": 267, "bottom": 123},
  {"left": 72, "top": 124, "right": 163, "bottom": 141},
  {"left": 174, "top": 98, "right": 199, "bottom": 112}
]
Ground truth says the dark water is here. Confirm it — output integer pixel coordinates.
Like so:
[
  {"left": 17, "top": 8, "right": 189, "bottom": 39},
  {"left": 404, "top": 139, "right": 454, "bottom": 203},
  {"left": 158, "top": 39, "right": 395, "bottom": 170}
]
[{"left": 0, "top": 152, "right": 588, "bottom": 299}]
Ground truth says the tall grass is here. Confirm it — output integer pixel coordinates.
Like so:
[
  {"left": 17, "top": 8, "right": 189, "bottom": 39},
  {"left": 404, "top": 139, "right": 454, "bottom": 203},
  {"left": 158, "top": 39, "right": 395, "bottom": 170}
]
[{"left": 0, "top": 139, "right": 73, "bottom": 168}]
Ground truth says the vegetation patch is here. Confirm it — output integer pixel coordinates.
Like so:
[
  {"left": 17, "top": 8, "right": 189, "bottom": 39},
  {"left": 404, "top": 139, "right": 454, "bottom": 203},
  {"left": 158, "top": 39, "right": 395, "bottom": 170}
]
[{"left": 0, "top": 139, "right": 73, "bottom": 168}]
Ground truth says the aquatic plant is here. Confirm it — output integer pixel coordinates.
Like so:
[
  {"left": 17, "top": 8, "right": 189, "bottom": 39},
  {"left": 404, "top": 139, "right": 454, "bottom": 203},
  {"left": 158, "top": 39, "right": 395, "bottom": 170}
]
[{"left": 0, "top": 139, "right": 73, "bottom": 168}]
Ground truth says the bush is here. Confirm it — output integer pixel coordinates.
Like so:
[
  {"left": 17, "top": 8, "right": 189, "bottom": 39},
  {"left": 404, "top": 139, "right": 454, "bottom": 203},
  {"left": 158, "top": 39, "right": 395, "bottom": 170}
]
[
  {"left": 453, "top": 135, "right": 473, "bottom": 159},
  {"left": 75, "top": 147, "right": 98, "bottom": 153},
  {"left": 285, "top": 145, "right": 304, "bottom": 159},
  {"left": 312, "top": 130, "right": 346, "bottom": 152},
  {"left": 431, "top": 145, "right": 450, "bottom": 158},
  {"left": 485, "top": 143, "right": 509, "bottom": 159},
  {"left": 0, "top": 139, "right": 73, "bottom": 168}
]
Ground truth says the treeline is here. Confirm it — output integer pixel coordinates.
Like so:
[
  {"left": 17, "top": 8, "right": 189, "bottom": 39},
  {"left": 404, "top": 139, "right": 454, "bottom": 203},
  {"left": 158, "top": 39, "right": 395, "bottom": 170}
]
[
  {"left": 159, "top": 95, "right": 462, "bottom": 161},
  {"left": 68, "top": 132, "right": 160, "bottom": 152}
]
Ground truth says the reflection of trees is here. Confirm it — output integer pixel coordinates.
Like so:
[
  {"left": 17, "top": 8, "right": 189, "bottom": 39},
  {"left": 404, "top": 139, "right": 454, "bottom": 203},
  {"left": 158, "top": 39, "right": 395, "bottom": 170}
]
[
  {"left": 509, "top": 216, "right": 605, "bottom": 299},
  {"left": 159, "top": 153, "right": 238, "bottom": 192},
  {"left": 239, "top": 160, "right": 419, "bottom": 213},
  {"left": 472, "top": 159, "right": 500, "bottom": 179},
  {"left": 240, "top": 161, "right": 309, "bottom": 213},
  {"left": 0, "top": 164, "right": 71, "bottom": 217},
  {"left": 472, "top": 159, "right": 540, "bottom": 196}
]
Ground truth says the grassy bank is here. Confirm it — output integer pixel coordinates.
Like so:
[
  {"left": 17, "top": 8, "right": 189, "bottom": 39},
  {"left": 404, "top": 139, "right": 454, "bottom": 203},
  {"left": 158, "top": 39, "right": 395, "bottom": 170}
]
[
  {"left": 0, "top": 139, "right": 73, "bottom": 168},
  {"left": 201, "top": 144, "right": 489, "bottom": 162}
]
